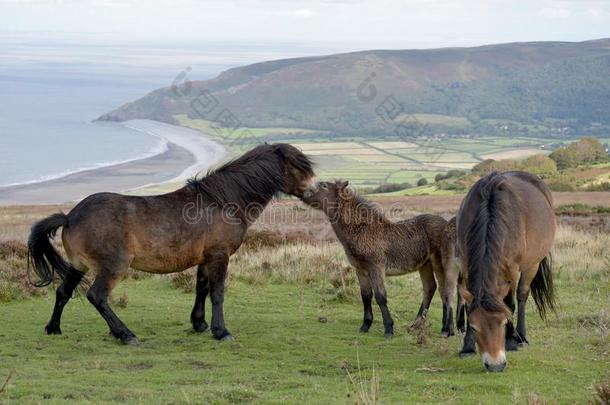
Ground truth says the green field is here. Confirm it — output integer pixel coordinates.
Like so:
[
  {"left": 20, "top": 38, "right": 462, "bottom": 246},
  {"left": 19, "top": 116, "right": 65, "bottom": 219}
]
[
  {"left": 175, "top": 114, "right": 570, "bottom": 188},
  {"left": 1, "top": 277, "right": 607, "bottom": 403},
  {"left": 176, "top": 114, "right": 321, "bottom": 140}
]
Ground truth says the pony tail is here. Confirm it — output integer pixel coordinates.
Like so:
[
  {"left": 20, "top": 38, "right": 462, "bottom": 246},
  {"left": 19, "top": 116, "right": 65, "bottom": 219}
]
[
  {"left": 530, "top": 254, "right": 556, "bottom": 319},
  {"left": 465, "top": 172, "right": 512, "bottom": 312},
  {"left": 28, "top": 213, "right": 85, "bottom": 287}
]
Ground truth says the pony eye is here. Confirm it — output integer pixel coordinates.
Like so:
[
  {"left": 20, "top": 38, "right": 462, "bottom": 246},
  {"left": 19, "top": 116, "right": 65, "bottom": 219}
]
[{"left": 470, "top": 325, "right": 478, "bottom": 333}]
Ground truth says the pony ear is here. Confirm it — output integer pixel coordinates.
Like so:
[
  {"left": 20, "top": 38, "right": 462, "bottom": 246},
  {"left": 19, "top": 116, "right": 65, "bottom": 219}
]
[
  {"left": 274, "top": 145, "right": 285, "bottom": 158},
  {"left": 458, "top": 285, "right": 474, "bottom": 305},
  {"left": 338, "top": 180, "right": 352, "bottom": 200}
]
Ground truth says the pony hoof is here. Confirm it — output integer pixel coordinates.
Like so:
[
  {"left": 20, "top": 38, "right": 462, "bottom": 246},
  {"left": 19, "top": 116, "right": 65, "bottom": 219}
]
[
  {"left": 220, "top": 334, "right": 234, "bottom": 342},
  {"left": 459, "top": 350, "right": 476, "bottom": 358},
  {"left": 45, "top": 325, "right": 61, "bottom": 335},
  {"left": 192, "top": 322, "right": 209, "bottom": 333},
  {"left": 441, "top": 330, "right": 454, "bottom": 338},
  {"left": 122, "top": 336, "right": 140, "bottom": 346},
  {"left": 384, "top": 333, "right": 393, "bottom": 340},
  {"left": 359, "top": 325, "right": 370, "bottom": 333},
  {"left": 518, "top": 341, "right": 529, "bottom": 348}
]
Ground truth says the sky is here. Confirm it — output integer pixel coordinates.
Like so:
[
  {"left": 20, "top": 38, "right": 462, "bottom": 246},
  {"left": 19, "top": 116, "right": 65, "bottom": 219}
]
[{"left": 1, "top": 0, "right": 610, "bottom": 50}]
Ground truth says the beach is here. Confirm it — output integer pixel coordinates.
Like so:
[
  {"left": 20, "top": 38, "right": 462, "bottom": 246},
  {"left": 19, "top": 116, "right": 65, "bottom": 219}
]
[{"left": 0, "top": 120, "right": 226, "bottom": 205}]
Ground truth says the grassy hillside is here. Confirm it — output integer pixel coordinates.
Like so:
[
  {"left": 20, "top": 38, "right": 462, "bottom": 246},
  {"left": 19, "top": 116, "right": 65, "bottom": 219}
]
[{"left": 99, "top": 39, "right": 610, "bottom": 138}]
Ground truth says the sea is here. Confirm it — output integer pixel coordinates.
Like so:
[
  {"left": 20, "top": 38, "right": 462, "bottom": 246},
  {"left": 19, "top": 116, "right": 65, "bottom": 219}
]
[{"left": 0, "top": 36, "right": 327, "bottom": 187}]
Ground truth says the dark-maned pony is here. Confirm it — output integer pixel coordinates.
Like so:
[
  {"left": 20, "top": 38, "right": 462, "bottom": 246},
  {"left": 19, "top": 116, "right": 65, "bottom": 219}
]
[
  {"left": 28, "top": 143, "right": 315, "bottom": 344},
  {"left": 456, "top": 171, "right": 556, "bottom": 372}
]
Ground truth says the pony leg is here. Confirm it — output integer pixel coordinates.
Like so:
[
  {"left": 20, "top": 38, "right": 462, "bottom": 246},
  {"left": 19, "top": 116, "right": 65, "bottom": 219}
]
[
  {"left": 459, "top": 319, "right": 477, "bottom": 357},
  {"left": 504, "top": 290, "right": 519, "bottom": 351},
  {"left": 411, "top": 266, "right": 436, "bottom": 329},
  {"left": 207, "top": 252, "right": 232, "bottom": 340},
  {"left": 456, "top": 274, "right": 466, "bottom": 333},
  {"left": 435, "top": 256, "right": 458, "bottom": 337},
  {"left": 369, "top": 268, "right": 393, "bottom": 339},
  {"left": 516, "top": 271, "right": 536, "bottom": 346},
  {"left": 87, "top": 273, "right": 138, "bottom": 345},
  {"left": 191, "top": 264, "right": 210, "bottom": 333},
  {"left": 45, "top": 271, "right": 84, "bottom": 335},
  {"left": 356, "top": 270, "right": 374, "bottom": 333},
  {"left": 456, "top": 296, "right": 465, "bottom": 333},
  {"left": 433, "top": 265, "right": 450, "bottom": 336}
]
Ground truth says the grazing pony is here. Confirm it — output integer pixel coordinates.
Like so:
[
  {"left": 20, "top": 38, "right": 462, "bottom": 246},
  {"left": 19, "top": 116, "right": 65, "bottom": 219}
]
[
  {"left": 28, "top": 143, "right": 315, "bottom": 344},
  {"left": 456, "top": 171, "right": 556, "bottom": 372},
  {"left": 301, "top": 180, "right": 454, "bottom": 338}
]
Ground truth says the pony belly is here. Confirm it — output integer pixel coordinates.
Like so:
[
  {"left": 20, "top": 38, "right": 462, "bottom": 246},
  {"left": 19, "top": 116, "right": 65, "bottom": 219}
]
[
  {"left": 385, "top": 266, "right": 412, "bottom": 277},
  {"left": 131, "top": 253, "right": 200, "bottom": 274}
]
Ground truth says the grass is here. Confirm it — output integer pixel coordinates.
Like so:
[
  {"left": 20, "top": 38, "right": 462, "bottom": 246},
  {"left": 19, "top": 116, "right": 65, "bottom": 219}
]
[
  {"left": 0, "top": 223, "right": 608, "bottom": 403},
  {"left": 1, "top": 274, "right": 608, "bottom": 403},
  {"left": 555, "top": 203, "right": 610, "bottom": 215},
  {"left": 376, "top": 184, "right": 456, "bottom": 196},
  {"left": 396, "top": 113, "right": 472, "bottom": 128},
  {"left": 175, "top": 114, "right": 320, "bottom": 141}
]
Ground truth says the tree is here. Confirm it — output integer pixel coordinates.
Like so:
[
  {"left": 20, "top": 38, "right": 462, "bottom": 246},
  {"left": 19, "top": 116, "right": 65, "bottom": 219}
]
[
  {"left": 521, "top": 154, "right": 558, "bottom": 178},
  {"left": 549, "top": 137, "right": 609, "bottom": 170},
  {"left": 549, "top": 147, "right": 578, "bottom": 170},
  {"left": 471, "top": 159, "right": 519, "bottom": 175},
  {"left": 417, "top": 178, "right": 428, "bottom": 187}
]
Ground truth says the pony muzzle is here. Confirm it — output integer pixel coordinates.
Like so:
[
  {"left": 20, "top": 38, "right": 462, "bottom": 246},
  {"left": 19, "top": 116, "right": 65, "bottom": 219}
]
[
  {"left": 302, "top": 178, "right": 319, "bottom": 199},
  {"left": 482, "top": 350, "right": 507, "bottom": 372}
]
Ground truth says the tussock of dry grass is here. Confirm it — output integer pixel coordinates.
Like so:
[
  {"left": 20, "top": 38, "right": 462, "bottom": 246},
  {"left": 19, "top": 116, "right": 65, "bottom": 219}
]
[
  {"left": 345, "top": 349, "right": 380, "bottom": 405},
  {"left": 2, "top": 224, "right": 609, "bottom": 306},
  {"left": 228, "top": 240, "right": 357, "bottom": 300},
  {"left": 170, "top": 269, "right": 196, "bottom": 293},
  {"left": 552, "top": 226, "right": 610, "bottom": 282},
  {"left": 591, "top": 376, "right": 610, "bottom": 405},
  {"left": 0, "top": 240, "right": 45, "bottom": 302},
  {"left": 168, "top": 230, "right": 358, "bottom": 300}
]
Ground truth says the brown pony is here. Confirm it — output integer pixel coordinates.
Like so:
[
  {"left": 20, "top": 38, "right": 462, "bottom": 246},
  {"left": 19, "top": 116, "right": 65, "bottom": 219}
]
[
  {"left": 301, "top": 180, "right": 455, "bottom": 338},
  {"left": 28, "top": 143, "right": 314, "bottom": 344},
  {"left": 456, "top": 171, "right": 556, "bottom": 372}
]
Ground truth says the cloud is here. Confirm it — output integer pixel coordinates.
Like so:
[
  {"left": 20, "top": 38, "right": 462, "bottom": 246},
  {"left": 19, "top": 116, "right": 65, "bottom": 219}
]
[
  {"left": 539, "top": 0, "right": 610, "bottom": 18},
  {"left": 92, "top": 0, "right": 131, "bottom": 7},
  {"left": 583, "top": 6, "right": 609, "bottom": 17},
  {"left": 268, "top": 8, "right": 314, "bottom": 17},
  {"left": 539, "top": 6, "right": 570, "bottom": 17}
]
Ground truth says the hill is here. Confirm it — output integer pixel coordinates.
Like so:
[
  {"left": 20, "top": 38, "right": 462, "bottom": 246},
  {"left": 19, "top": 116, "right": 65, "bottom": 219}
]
[{"left": 99, "top": 39, "right": 610, "bottom": 138}]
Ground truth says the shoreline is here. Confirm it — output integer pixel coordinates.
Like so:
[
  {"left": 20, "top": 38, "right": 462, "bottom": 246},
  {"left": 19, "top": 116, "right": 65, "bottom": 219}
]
[
  {"left": 120, "top": 119, "right": 227, "bottom": 184},
  {"left": 0, "top": 120, "right": 226, "bottom": 205}
]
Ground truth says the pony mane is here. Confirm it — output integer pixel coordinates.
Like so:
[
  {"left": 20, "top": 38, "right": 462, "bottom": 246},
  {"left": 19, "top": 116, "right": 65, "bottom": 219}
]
[
  {"left": 186, "top": 143, "right": 313, "bottom": 208},
  {"left": 338, "top": 184, "right": 388, "bottom": 225},
  {"left": 465, "top": 172, "right": 517, "bottom": 314}
]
